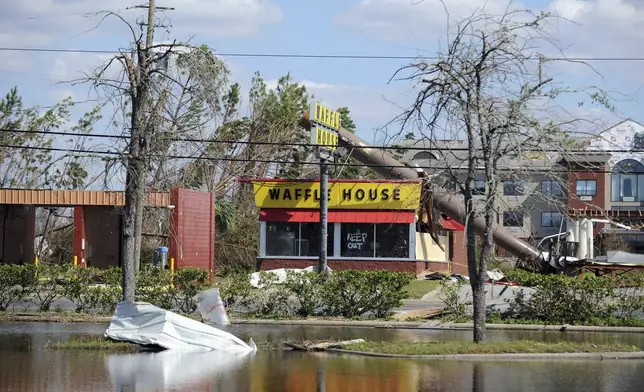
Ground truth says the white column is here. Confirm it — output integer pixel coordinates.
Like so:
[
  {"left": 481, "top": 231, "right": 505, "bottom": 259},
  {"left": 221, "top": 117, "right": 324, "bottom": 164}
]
[
  {"left": 259, "top": 221, "right": 266, "bottom": 257},
  {"left": 409, "top": 222, "right": 416, "bottom": 259}
]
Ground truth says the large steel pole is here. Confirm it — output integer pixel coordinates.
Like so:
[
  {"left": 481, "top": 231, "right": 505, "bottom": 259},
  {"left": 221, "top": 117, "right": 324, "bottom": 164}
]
[
  {"left": 319, "top": 154, "right": 329, "bottom": 273},
  {"left": 337, "top": 128, "right": 542, "bottom": 262}
]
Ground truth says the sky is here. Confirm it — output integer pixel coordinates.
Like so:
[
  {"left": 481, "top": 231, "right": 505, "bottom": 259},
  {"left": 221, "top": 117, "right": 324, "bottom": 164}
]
[{"left": 1, "top": 0, "right": 644, "bottom": 147}]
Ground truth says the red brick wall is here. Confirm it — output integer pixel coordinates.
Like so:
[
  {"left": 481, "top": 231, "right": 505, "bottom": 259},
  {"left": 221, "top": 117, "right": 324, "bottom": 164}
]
[
  {"left": 169, "top": 189, "right": 215, "bottom": 278},
  {"left": 567, "top": 164, "right": 606, "bottom": 211},
  {"left": 450, "top": 230, "right": 469, "bottom": 276},
  {"left": 258, "top": 259, "right": 426, "bottom": 274}
]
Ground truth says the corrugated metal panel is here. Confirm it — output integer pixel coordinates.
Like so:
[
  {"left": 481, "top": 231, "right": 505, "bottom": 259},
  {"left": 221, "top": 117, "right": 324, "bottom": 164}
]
[{"left": 0, "top": 189, "right": 171, "bottom": 206}]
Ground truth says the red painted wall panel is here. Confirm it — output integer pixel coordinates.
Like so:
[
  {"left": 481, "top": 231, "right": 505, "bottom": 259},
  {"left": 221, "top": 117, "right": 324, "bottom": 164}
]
[
  {"left": 169, "top": 189, "right": 215, "bottom": 279},
  {"left": 259, "top": 209, "right": 415, "bottom": 223}
]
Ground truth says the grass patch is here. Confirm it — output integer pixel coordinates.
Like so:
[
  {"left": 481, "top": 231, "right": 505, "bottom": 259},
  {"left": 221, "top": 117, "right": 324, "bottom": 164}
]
[
  {"left": 0, "top": 310, "right": 111, "bottom": 323},
  {"left": 340, "top": 340, "right": 640, "bottom": 356},
  {"left": 439, "top": 314, "right": 644, "bottom": 328},
  {"left": 51, "top": 336, "right": 142, "bottom": 353},
  {"left": 403, "top": 280, "right": 440, "bottom": 299}
]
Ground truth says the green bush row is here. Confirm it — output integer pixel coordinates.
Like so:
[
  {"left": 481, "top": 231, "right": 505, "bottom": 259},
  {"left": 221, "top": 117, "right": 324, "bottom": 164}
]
[
  {"left": 0, "top": 264, "right": 208, "bottom": 314},
  {"left": 440, "top": 270, "right": 644, "bottom": 324},
  {"left": 0, "top": 264, "right": 413, "bottom": 319},
  {"left": 219, "top": 269, "right": 414, "bottom": 319},
  {"left": 507, "top": 272, "right": 644, "bottom": 324}
]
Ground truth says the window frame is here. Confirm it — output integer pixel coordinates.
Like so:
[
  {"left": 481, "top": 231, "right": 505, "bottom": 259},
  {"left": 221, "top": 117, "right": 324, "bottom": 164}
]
[
  {"left": 611, "top": 159, "right": 644, "bottom": 202},
  {"left": 503, "top": 180, "right": 524, "bottom": 196},
  {"left": 263, "top": 221, "right": 334, "bottom": 257},
  {"left": 576, "top": 179, "right": 597, "bottom": 197},
  {"left": 541, "top": 211, "right": 563, "bottom": 228},
  {"left": 541, "top": 180, "right": 563, "bottom": 197},
  {"left": 502, "top": 211, "right": 524, "bottom": 227},
  {"left": 472, "top": 180, "right": 486, "bottom": 196},
  {"left": 260, "top": 221, "right": 416, "bottom": 260}
]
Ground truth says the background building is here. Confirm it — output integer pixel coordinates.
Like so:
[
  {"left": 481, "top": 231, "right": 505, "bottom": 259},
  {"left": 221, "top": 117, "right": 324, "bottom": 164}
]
[{"left": 400, "top": 119, "right": 644, "bottom": 255}]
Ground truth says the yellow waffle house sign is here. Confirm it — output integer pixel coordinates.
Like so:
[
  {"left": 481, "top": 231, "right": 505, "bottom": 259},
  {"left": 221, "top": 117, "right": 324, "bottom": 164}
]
[{"left": 252, "top": 180, "right": 421, "bottom": 210}]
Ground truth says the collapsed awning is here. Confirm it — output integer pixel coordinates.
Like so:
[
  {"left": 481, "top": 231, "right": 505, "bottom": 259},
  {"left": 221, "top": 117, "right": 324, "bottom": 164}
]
[{"left": 438, "top": 216, "right": 464, "bottom": 231}]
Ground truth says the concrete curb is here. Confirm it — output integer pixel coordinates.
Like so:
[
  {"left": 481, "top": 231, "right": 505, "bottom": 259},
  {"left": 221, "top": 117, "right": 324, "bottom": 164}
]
[
  {"left": 230, "top": 319, "right": 425, "bottom": 328},
  {"left": 229, "top": 319, "right": 644, "bottom": 333},
  {"left": 3, "top": 313, "right": 644, "bottom": 334},
  {"left": 325, "top": 348, "right": 644, "bottom": 361}
]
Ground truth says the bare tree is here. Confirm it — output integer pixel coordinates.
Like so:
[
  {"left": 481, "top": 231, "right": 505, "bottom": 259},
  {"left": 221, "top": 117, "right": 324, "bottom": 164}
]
[
  {"left": 396, "top": 7, "right": 613, "bottom": 342},
  {"left": 72, "top": 1, "right": 218, "bottom": 301}
]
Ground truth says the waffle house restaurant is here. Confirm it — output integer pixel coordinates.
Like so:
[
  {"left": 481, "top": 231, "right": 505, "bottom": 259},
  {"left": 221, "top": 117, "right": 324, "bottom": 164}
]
[{"left": 249, "top": 179, "right": 449, "bottom": 274}]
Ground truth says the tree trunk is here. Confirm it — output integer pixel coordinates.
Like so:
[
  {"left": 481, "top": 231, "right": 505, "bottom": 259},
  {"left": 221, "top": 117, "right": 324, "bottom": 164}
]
[
  {"left": 464, "top": 192, "right": 485, "bottom": 342},
  {"left": 471, "top": 271, "right": 486, "bottom": 343},
  {"left": 122, "top": 157, "right": 143, "bottom": 302}
]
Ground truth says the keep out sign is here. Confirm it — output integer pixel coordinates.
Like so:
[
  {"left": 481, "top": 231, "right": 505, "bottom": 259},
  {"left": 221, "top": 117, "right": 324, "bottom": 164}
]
[{"left": 346, "top": 232, "right": 368, "bottom": 250}]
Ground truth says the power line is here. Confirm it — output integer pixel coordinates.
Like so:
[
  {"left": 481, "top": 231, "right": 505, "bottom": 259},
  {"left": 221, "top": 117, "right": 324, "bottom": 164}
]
[
  {"left": 2, "top": 127, "right": 643, "bottom": 154},
  {"left": 0, "top": 142, "right": 638, "bottom": 174},
  {"left": 2, "top": 46, "right": 644, "bottom": 61}
]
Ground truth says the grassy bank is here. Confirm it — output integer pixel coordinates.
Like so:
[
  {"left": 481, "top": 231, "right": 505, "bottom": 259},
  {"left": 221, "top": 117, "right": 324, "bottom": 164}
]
[
  {"left": 52, "top": 337, "right": 142, "bottom": 353},
  {"left": 403, "top": 280, "right": 440, "bottom": 299},
  {"left": 339, "top": 340, "right": 640, "bottom": 356},
  {"left": 440, "top": 314, "right": 644, "bottom": 328},
  {"left": 0, "top": 311, "right": 112, "bottom": 323}
]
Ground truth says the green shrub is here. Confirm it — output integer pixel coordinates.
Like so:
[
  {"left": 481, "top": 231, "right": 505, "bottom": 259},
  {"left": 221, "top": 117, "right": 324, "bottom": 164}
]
[
  {"left": 284, "top": 271, "right": 322, "bottom": 317},
  {"left": 96, "top": 266, "right": 122, "bottom": 314},
  {"left": 135, "top": 265, "right": 173, "bottom": 309},
  {"left": 63, "top": 267, "right": 103, "bottom": 312},
  {"left": 172, "top": 268, "right": 209, "bottom": 314},
  {"left": 611, "top": 273, "right": 644, "bottom": 319},
  {"left": 437, "top": 278, "right": 470, "bottom": 318},
  {"left": 33, "top": 264, "right": 67, "bottom": 312},
  {"left": 253, "top": 272, "right": 290, "bottom": 316},
  {"left": 218, "top": 272, "right": 253, "bottom": 312},
  {"left": 361, "top": 271, "right": 414, "bottom": 318},
  {"left": 509, "top": 274, "right": 614, "bottom": 324},
  {"left": 0, "top": 264, "right": 35, "bottom": 311},
  {"left": 320, "top": 270, "right": 369, "bottom": 318},
  {"left": 504, "top": 269, "right": 546, "bottom": 287}
]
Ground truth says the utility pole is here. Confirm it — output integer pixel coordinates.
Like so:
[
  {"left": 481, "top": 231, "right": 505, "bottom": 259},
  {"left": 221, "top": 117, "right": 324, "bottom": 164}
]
[
  {"left": 319, "top": 152, "right": 329, "bottom": 273},
  {"left": 121, "top": 0, "right": 171, "bottom": 301}
]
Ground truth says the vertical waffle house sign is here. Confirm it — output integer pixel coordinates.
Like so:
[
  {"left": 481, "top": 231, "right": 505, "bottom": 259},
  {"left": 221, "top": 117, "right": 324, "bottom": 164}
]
[{"left": 251, "top": 180, "right": 421, "bottom": 210}]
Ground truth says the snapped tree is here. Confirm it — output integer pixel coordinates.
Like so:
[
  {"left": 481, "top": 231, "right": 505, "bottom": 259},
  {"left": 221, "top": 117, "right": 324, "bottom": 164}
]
[{"left": 395, "top": 8, "right": 613, "bottom": 342}]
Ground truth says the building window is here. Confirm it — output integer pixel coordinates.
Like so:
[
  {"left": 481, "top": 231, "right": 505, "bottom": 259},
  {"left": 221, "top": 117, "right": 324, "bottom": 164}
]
[
  {"left": 541, "top": 180, "right": 563, "bottom": 196},
  {"left": 503, "top": 180, "right": 523, "bottom": 196},
  {"left": 375, "top": 224, "right": 410, "bottom": 258},
  {"left": 472, "top": 180, "right": 486, "bottom": 195},
  {"left": 341, "top": 223, "right": 375, "bottom": 258},
  {"left": 611, "top": 159, "right": 644, "bottom": 202},
  {"left": 503, "top": 211, "right": 524, "bottom": 227},
  {"left": 299, "top": 222, "right": 334, "bottom": 257},
  {"left": 340, "top": 223, "right": 410, "bottom": 259},
  {"left": 265, "top": 222, "right": 333, "bottom": 257},
  {"left": 576, "top": 180, "right": 597, "bottom": 197},
  {"left": 541, "top": 212, "right": 563, "bottom": 228}
]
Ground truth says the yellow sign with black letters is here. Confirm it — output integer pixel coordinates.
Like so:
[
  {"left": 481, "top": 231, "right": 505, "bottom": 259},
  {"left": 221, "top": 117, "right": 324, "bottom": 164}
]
[
  {"left": 311, "top": 127, "right": 338, "bottom": 150},
  {"left": 252, "top": 181, "right": 421, "bottom": 210},
  {"left": 312, "top": 102, "right": 341, "bottom": 130}
]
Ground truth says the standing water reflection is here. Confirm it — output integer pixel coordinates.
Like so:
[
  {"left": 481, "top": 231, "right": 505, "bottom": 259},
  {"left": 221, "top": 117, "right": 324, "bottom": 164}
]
[{"left": 1, "top": 322, "right": 644, "bottom": 391}]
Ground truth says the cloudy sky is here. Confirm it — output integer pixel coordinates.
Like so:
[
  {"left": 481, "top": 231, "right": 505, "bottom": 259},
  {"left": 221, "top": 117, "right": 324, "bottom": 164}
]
[{"left": 1, "top": 0, "right": 643, "bottom": 144}]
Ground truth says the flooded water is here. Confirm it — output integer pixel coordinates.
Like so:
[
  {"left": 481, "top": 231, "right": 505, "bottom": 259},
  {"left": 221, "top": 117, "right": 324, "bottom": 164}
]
[{"left": 1, "top": 322, "right": 644, "bottom": 391}]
